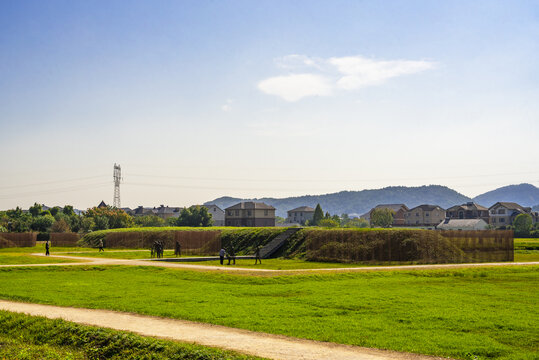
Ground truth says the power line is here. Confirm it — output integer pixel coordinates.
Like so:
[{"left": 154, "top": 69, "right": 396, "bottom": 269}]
[
  {"left": 0, "top": 175, "right": 109, "bottom": 190},
  {"left": 0, "top": 182, "right": 111, "bottom": 200}
]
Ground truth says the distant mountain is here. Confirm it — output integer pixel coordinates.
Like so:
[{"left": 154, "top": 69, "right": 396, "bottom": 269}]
[
  {"left": 205, "top": 185, "right": 471, "bottom": 218},
  {"left": 473, "top": 183, "right": 539, "bottom": 208}
]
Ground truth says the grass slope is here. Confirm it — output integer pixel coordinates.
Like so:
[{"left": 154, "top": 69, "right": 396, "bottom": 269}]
[
  {"left": 0, "top": 310, "right": 262, "bottom": 359},
  {"left": 0, "top": 266, "right": 537, "bottom": 360}
]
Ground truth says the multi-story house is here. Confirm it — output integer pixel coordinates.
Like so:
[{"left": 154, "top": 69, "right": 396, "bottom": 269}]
[
  {"left": 286, "top": 206, "right": 315, "bottom": 224},
  {"left": 225, "top": 202, "right": 276, "bottom": 227},
  {"left": 368, "top": 204, "right": 409, "bottom": 226},
  {"left": 489, "top": 202, "right": 536, "bottom": 227},
  {"left": 202, "top": 204, "right": 225, "bottom": 226},
  {"left": 404, "top": 205, "right": 446, "bottom": 226},
  {"left": 446, "top": 202, "right": 489, "bottom": 223}
]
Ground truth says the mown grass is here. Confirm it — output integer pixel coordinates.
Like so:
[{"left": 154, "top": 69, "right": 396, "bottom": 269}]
[
  {"left": 170, "top": 258, "right": 429, "bottom": 270},
  {"left": 515, "top": 238, "right": 539, "bottom": 250},
  {"left": 514, "top": 238, "right": 539, "bottom": 262},
  {"left": 63, "top": 250, "right": 185, "bottom": 259},
  {"left": 0, "top": 245, "right": 88, "bottom": 265},
  {"left": 0, "top": 254, "right": 80, "bottom": 265},
  {"left": 0, "top": 265, "right": 537, "bottom": 360},
  {"left": 0, "top": 310, "right": 262, "bottom": 359}
]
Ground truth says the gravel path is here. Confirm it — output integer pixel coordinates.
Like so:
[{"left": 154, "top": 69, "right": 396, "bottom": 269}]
[
  {"left": 1, "top": 253, "right": 536, "bottom": 273},
  {"left": 0, "top": 300, "right": 448, "bottom": 360}
]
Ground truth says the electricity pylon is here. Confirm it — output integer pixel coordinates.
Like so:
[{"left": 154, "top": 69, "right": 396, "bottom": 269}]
[{"left": 113, "top": 163, "right": 122, "bottom": 208}]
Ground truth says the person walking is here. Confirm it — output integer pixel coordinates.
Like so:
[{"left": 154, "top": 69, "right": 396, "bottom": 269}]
[
  {"left": 254, "top": 245, "right": 261, "bottom": 265},
  {"left": 175, "top": 240, "right": 181, "bottom": 257},
  {"left": 227, "top": 246, "right": 236, "bottom": 265},
  {"left": 98, "top": 239, "right": 104, "bottom": 252},
  {"left": 219, "top": 248, "right": 226, "bottom": 265},
  {"left": 45, "top": 240, "right": 50, "bottom": 256}
]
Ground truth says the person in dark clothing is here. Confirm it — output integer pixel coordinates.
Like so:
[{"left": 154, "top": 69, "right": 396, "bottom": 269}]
[
  {"left": 45, "top": 241, "right": 50, "bottom": 256},
  {"left": 98, "top": 239, "right": 104, "bottom": 252},
  {"left": 175, "top": 240, "right": 181, "bottom": 257},
  {"left": 254, "top": 245, "right": 261, "bottom": 265},
  {"left": 226, "top": 247, "right": 236, "bottom": 265},
  {"left": 219, "top": 248, "right": 226, "bottom": 265}
]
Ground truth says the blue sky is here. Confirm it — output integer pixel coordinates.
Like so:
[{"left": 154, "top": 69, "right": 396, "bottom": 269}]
[{"left": 1, "top": 0, "right": 538, "bottom": 209}]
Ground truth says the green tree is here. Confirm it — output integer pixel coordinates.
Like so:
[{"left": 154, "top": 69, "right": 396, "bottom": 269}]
[
  {"left": 80, "top": 217, "right": 96, "bottom": 233},
  {"left": 84, "top": 206, "right": 134, "bottom": 230},
  {"left": 513, "top": 213, "right": 533, "bottom": 237},
  {"left": 318, "top": 218, "right": 339, "bottom": 228},
  {"left": 370, "top": 208, "right": 395, "bottom": 228},
  {"left": 63, "top": 205, "right": 75, "bottom": 216},
  {"left": 30, "top": 214, "right": 55, "bottom": 232},
  {"left": 134, "top": 215, "right": 165, "bottom": 227},
  {"left": 51, "top": 219, "right": 70, "bottom": 233},
  {"left": 5, "top": 207, "right": 31, "bottom": 232},
  {"left": 29, "top": 203, "right": 42, "bottom": 217},
  {"left": 340, "top": 213, "right": 350, "bottom": 226},
  {"left": 49, "top": 206, "right": 61, "bottom": 216},
  {"left": 344, "top": 218, "right": 370, "bottom": 228},
  {"left": 175, "top": 206, "right": 213, "bottom": 227},
  {"left": 311, "top": 204, "right": 324, "bottom": 226}
]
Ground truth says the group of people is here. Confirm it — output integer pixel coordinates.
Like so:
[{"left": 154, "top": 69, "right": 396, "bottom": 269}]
[
  {"left": 151, "top": 240, "right": 165, "bottom": 258},
  {"left": 150, "top": 240, "right": 182, "bottom": 258},
  {"left": 218, "top": 245, "right": 262, "bottom": 265}
]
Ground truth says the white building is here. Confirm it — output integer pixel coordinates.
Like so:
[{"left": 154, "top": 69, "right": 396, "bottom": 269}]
[{"left": 203, "top": 204, "right": 225, "bottom": 226}]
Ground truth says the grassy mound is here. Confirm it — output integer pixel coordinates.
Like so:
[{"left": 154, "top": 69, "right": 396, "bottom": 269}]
[{"left": 303, "top": 229, "right": 465, "bottom": 263}]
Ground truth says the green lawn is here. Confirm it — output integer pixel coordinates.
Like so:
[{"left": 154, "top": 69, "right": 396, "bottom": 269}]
[
  {"left": 0, "top": 246, "right": 87, "bottom": 265},
  {"left": 172, "top": 258, "right": 422, "bottom": 269},
  {"left": 514, "top": 238, "right": 539, "bottom": 262},
  {"left": 62, "top": 249, "right": 208, "bottom": 259},
  {"left": 0, "top": 310, "right": 262, "bottom": 360},
  {"left": 0, "top": 254, "right": 80, "bottom": 265},
  {"left": 0, "top": 265, "right": 536, "bottom": 360}
]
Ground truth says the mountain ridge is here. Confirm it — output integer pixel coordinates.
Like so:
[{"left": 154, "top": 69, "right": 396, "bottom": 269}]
[{"left": 205, "top": 183, "right": 539, "bottom": 218}]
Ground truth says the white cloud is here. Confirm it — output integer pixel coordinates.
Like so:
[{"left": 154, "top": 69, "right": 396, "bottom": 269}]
[
  {"left": 257, "top": 73, "right": 333, "bottom": 102},
  {"left": 329, "top": 56, "right": 436, "bottom": 90},
  {"left": 258, "top": 55, "right": 436, "bottom": 101}
]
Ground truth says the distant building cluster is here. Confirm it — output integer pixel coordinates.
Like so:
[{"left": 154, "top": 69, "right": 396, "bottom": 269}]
[
  {"left": 109, "top": 199, "right": 539, "bottom": 230},
  {"left": 121, "top": 204, "right": 225, "bottom": 226},
  {"left": 360, "top": 201, "right": 539, "bottom": 230}
]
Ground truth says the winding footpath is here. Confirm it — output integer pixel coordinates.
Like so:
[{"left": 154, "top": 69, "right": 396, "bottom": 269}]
[{"left": 0, "top": 300, "right": 447, "bottom": 360}]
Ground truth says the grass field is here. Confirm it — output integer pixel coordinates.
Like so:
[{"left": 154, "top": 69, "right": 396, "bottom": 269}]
[
  {"left": 0, "top": 310, "right": 262, "bottom": 360},
  {"left": 0, "top": 265, "right": 536, "bottom": 360},
  {"left": 0, "top": 245, "right": 87, "bottom": 265},
  {"left": 514, "top": 238, "right": 539, "bottom": 262}
]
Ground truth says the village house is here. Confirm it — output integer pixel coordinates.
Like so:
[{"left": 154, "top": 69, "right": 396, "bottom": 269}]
[
  {"left": 489, "top": 202, "right": 537, "bottom": 226},
  {"left": 202, "top": 204, "right": 225, "bottom": 226},
  {"left": 367, "top": 204, "right": 409, "bottom": 226},
  {"left": 225, "top": 201, "right": 276, "bottom": 227},
  {"left": 286, "top": 206, "right": 315, "bottom": 225},
  {"left": 446, "top": 202, "right": 489, "bottom": 223},
  {"left": 404, "top": 204, "right": 446, "bottom": 226}
]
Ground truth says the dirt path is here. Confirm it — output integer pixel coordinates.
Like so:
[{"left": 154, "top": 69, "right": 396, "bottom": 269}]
[
  {"left": 5, "top": 253, "right": 536, "bottom": 273},
  {"left": 0, "top": 300, "right": 447, "bottom": 360}
]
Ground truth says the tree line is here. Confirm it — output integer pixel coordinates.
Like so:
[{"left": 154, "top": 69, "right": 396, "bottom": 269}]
[{"left": 0, "top": 204, "right": 214, "bottom": 236}]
